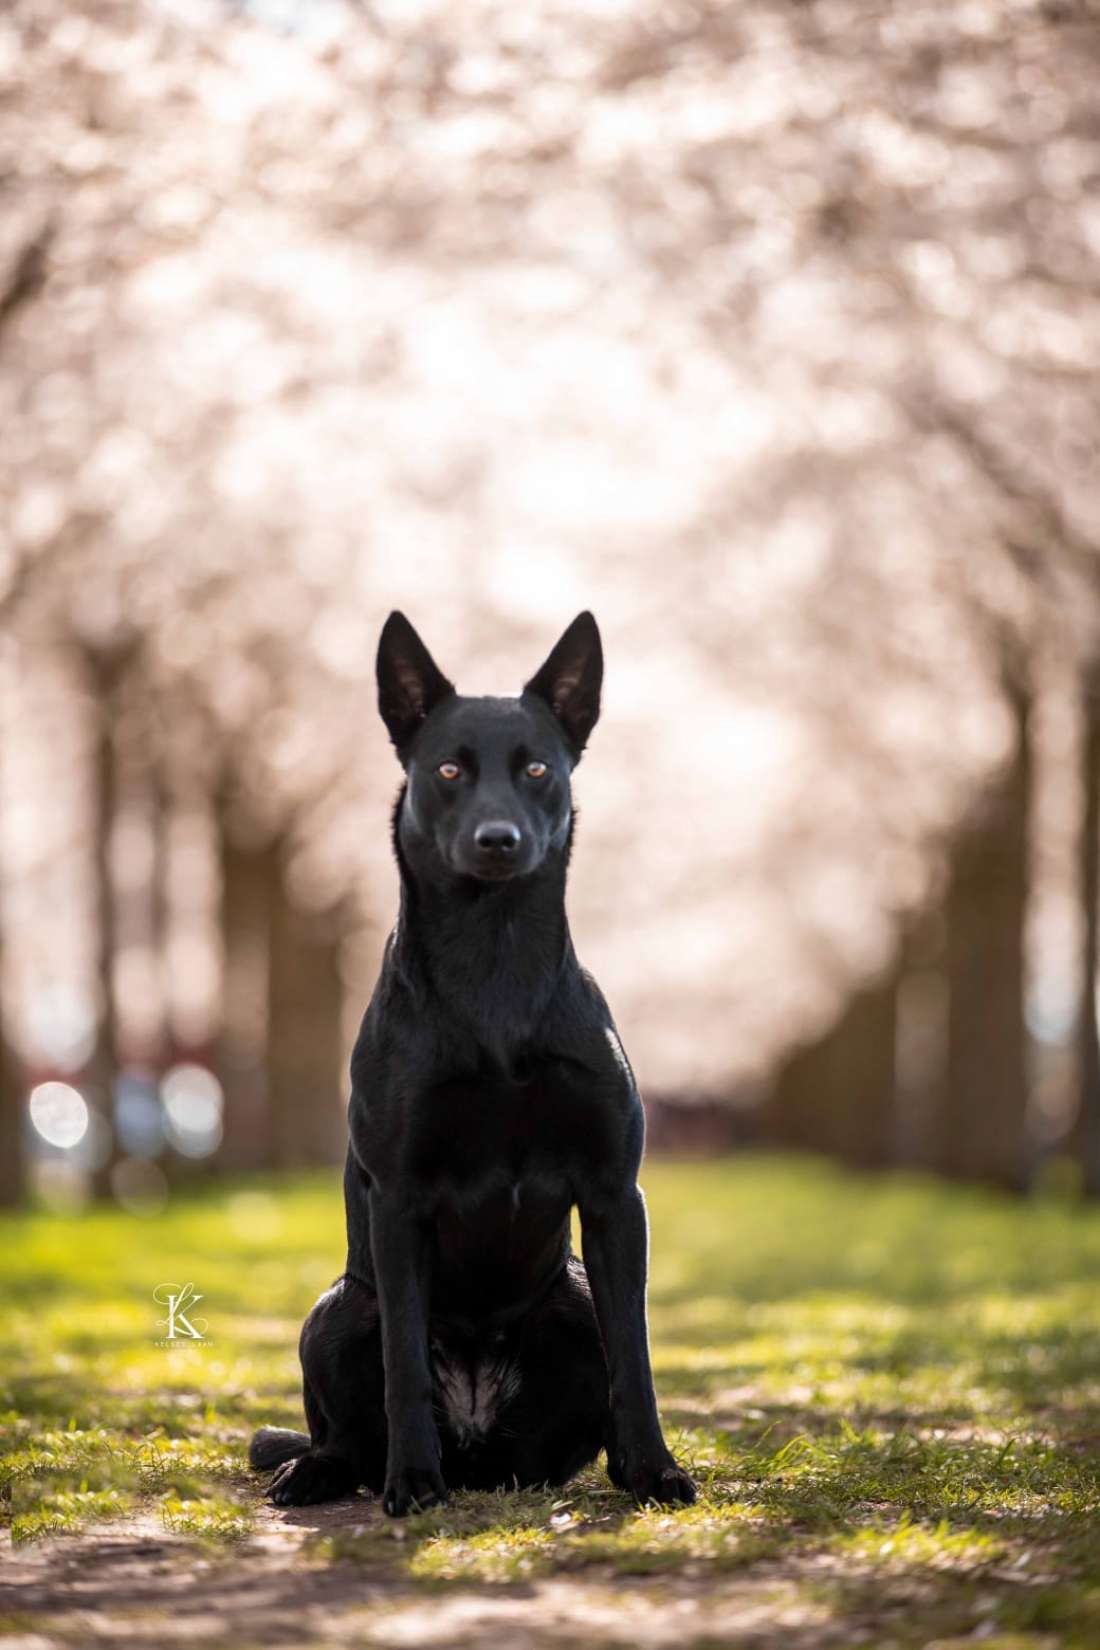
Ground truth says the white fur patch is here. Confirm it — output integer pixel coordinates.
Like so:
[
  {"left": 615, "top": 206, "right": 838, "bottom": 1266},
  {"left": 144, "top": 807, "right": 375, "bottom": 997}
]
[{"left": 431, "top": 1345, "right": 521, "bottom": 1445}]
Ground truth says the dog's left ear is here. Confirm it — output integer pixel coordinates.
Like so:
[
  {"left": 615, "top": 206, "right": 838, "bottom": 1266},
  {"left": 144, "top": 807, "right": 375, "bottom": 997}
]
[
  {"left": 377, "top": 611, "right": 455, "bottom": 757},
  {"left": 523, "top": 611, "right": 603, "bottom": 757}
]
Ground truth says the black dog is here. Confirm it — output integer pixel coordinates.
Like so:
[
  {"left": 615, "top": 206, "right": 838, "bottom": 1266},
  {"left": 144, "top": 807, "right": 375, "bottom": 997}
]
[{"left": 250, "top": 611, "right": 695, "bottom": 1515}]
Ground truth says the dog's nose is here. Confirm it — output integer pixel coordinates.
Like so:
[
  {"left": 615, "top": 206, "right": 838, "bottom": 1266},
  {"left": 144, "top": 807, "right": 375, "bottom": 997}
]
[{"left": 474, "top": 821, "right": 522, "bottom": 854}]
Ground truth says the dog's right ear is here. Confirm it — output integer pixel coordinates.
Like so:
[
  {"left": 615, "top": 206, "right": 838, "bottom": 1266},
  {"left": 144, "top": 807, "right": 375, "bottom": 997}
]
[
  {"left": 523, "top": 611, "right": 603, "bottom": 758},
  {"left": 376, "top": 612, "right": 455, "bottom": 756}
]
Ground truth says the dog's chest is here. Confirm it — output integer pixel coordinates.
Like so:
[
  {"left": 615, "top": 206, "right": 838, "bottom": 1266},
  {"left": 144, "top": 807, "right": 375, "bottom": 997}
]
[{"left": 407, "top": 1068, "right": 607, "bottom": 1198}]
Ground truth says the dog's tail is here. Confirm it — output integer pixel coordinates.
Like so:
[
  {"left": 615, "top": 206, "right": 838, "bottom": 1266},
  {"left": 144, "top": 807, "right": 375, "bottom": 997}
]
[{"left": 249, "top": 1426, "right": 311, "bottom": 1472}]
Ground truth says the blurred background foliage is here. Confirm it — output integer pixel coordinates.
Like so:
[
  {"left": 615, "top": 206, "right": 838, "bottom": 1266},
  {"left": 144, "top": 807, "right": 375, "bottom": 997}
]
[{"left": 2, "top": 0, "right": 1100, "bottom": 1207}]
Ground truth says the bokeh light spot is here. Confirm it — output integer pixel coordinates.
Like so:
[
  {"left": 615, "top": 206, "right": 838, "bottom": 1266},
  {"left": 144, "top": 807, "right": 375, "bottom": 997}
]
[
  {"left": 28, "top": 1081, "right": 89, "bottom": 1150},
  {"left": 162, "top": 1063, "right": 224, "bottom": 1158}
]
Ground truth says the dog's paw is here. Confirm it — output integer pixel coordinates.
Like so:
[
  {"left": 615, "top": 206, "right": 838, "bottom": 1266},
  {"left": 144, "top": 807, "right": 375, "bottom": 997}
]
[
  {"left": 268, "top": 1450, "right": 357, "bottom": 1507},
  {"left": 639, "top": 1461, "right": 697, "bottom": 1507},
  {"left": 382, "top": 1462, "right": 448, "bottom": 1518},
  {"left": 612, "top": 1455, "right": 697, "bottom": 1508}
]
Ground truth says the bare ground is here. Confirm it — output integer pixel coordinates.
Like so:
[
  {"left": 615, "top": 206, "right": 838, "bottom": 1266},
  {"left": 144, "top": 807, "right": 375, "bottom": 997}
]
[{"left": 0, "top": 1500, "right": 892, "bottom": 1650}]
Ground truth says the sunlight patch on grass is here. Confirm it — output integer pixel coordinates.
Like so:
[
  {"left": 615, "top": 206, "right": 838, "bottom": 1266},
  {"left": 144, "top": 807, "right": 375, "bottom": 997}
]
[
  {"left": 401, "top": 1492, "right": 777, "bottom": 1582},
  {"left": 11, "top": 1486, "right": 129, "bottom": 1544},
  {"left": 1, "top": 1422, "right": 251, "bottom": 1542},
  {"left": 837, "top": 1512, "right": 1005, "bottom": 1571},
  {"left": 160, "top": 1492, "right": 255, "bottom": 1542},
  {"left": 411, "top": 1521, "right": 555, "bottom": 1582},
  {"left": 558, "top": 1501, "right": 779, "bottom": 1576}
]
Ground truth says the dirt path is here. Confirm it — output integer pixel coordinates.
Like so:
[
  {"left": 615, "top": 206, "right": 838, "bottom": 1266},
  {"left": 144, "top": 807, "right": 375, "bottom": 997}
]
[{"left": 1, "top": 1502, "right": 855, "bottom": 1650}]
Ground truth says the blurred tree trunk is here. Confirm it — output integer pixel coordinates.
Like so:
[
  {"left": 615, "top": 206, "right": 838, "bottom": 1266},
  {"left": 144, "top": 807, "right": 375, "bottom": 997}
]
[
  {"left": 932, "top": 668, "right": 1032, "bottom": 1189},
  {"left": 215, "top": 817, "right": 277, "bottom": 1171},
  {"left": 1069, "top": 656, "right": 1100, "bottom": 1195},
  {"left": 0, "top": 632, "right": 25, "bottom": 1206},
  {"left": 766, "top": 971, "right": 898, "bottom": 1166},
  {"left": 144, "top": 762, "right": 191, "bottom": 1188},
  {"left": 84, "top": 644, "right": 130, "bottom": 1200},
  {"left": 764, "top": 1030, "right": 818, "bottom": 1152},
  {"left": 149, "top": 762, "right": 171, "bottom": 1070},
  {"left": 0, "top": 1019, "right": 23, "bottom": 1207},
  {"left": 828, "top": 974, "right": 898, "bottom": 1167},
  {"left": 267, "top": 878, "right": 346, "bottom": 1170},
  {"left": 893, "top": 913, "right": 949, "bottom": 1172}
]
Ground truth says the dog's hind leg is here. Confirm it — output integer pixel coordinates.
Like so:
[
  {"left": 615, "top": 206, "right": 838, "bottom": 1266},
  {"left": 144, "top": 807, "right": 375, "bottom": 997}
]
[
  {"left": 262, "top": 1275, "right": 388, "bottom": 1507},
  {"left": 470, "top": 1257, "right": 609, "bottom": 1492},
  {"left": 247, "top": 1364, "right": 328, "bottom": 1471}
]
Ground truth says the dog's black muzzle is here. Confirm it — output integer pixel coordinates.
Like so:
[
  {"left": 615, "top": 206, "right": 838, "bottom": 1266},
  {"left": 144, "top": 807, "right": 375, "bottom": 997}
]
[{"left": 456, "top": 820, "right": 530, "bottom": 882}]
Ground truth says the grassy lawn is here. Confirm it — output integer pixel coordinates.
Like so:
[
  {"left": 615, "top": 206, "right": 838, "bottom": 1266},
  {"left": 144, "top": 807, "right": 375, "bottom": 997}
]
[{"left": 2, "top": 1154, "right": 1100, "bottom": 1647}]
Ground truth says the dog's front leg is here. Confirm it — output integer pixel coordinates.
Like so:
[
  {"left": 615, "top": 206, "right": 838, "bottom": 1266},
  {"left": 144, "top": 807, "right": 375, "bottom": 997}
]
[
  {"left": 580, "top": 1182, "right": 696, "bottom": 1507},
  {"left": 369, "top": 1188, "right": 447, "bottom": 1516}
]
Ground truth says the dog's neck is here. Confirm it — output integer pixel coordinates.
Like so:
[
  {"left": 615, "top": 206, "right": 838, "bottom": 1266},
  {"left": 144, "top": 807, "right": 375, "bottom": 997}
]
[{"left": 390, "top": 792, "right": 574, "bottom": 1071}]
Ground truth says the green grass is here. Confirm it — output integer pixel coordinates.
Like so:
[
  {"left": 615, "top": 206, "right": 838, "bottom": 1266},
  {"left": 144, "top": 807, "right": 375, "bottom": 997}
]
[{"left": 2, "top": 1156, "right": 1100, "bottom": 1646}]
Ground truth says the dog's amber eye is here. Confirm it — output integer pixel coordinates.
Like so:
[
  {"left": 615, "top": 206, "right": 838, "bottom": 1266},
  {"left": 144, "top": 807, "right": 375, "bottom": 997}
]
[
  {"left": 526, "top": 761, "right": 548, "bottom": 779},
  {"left": 438, "top": 762, "right": 461, "bottom": 781}
]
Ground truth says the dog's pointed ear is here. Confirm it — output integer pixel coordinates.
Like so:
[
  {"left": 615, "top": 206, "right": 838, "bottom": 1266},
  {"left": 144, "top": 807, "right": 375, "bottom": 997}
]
[
  {"left": 523, "top": 611, "right": 603, "bottom": 757},
  {"left": 376, "top": 611, "right": 455, "bottom": 755}
]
